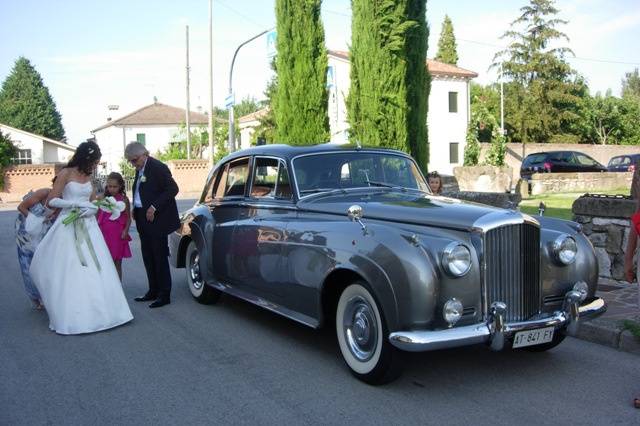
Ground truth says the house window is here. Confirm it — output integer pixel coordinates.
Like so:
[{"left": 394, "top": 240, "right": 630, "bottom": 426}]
[
  {"left": 11, "top": 149, "right": 32, "bottom": 165},
  {"left": 448, "top": 92, "right": 458, "bottom": 113},
  {"left": 136, "top": 133, "right": 146, "bottom": 145},
  {"left": 449, "top": 143, "right": 459, "bottom": 164}
]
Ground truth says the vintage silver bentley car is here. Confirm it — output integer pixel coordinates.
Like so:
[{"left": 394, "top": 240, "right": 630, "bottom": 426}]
[{"left": 169, "top": 144, "right": 606, "bottom": 384}]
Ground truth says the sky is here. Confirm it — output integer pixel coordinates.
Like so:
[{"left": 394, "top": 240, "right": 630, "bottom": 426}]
[{"left": 1, "top": 0, "right": 639, "bottom": 145}]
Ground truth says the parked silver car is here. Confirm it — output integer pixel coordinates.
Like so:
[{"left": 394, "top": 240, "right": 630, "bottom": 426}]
[{"left": 170, "top": 144, "right": 606, "bottom": 384}]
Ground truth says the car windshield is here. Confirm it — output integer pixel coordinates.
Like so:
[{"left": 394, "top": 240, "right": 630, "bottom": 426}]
[{"left": 293, "top": 152, "right": 430, "bottom": 195}]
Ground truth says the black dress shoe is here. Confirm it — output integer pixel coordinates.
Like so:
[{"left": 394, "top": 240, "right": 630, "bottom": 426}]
[
  {"left": 149, "top": 299, "right": 170, "bottom": 309},
  {"left": 134, "top": 294, "right": 157, "bottom": 302}
]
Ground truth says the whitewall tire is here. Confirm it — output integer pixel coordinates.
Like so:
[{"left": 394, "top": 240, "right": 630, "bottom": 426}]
[
  {"left": 336, "top": 282, "right": 401, "bottom": 384},
  {"left": 185, "top": 241, "right": 220, "bottom": 304}
]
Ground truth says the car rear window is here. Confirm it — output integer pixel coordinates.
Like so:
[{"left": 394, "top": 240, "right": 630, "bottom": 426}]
[{"left": 523, "top": 153, "right": 547, "bottom": 166}]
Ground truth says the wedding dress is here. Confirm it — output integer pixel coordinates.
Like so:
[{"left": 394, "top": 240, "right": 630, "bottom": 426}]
[{"left": 30, "top": 181, "right": 133, "bottom": 335}]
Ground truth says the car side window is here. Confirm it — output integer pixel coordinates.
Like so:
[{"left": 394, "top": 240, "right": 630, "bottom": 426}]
[
  {"left": 575, "top": 154, "right": 597, "bottom": 166},
  {"left": 212, "top": 165, "right": 228, "bottom": 200},
  {"left": 223, "top": 158, "right": 249, "bottom": 198},
  {"left": 251, "top": 157, "right": 278, "bottom": 198},
  {"left": 275, "top": 161, "right": 293, "bottom": 200}
]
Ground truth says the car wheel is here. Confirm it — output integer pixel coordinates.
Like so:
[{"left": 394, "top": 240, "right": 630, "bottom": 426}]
[
  {"left": 336, "top": 282, "right": 402, "bottom": 385},
  {"left": 185, "top": 241, "right": 220, "bottom": 305},
  {"left": 521, "top": 332, "right": 566, "bottom": 352}
]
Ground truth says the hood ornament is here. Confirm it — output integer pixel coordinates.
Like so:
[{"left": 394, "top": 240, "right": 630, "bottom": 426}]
[{"left": 347, "top": 204, "right": 367, "bottom": 234}]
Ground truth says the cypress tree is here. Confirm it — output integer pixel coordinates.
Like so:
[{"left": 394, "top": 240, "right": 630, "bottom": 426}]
[
  {"left": 347, "top": 0, "right": 430, "bottom": 170},
  {"left": 274, "top": 0, "right": 329, "bottom": 144},
  {"left": 435, "top": 15, "right": 458, "bottom": 65},
  {"left": 0, "top": 57, "right": 65, "bottom": 140}
]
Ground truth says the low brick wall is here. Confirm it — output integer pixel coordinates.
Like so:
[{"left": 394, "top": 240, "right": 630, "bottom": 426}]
[
  {"left": 168, "top": 160, "right": 210, "bottom": 196},
  {"left": 572, "top": 195, "right": 636, "bottom": 285},
  {"left": 481, "top": 143, "right": 640, "bottom": 182},
  {"left": 0, "top": 164, "right": 64, "bottom": 202},
  {"left": 530, "top": 171, "right": 632, "bottom": 195},
  {"left": 453, "top": 165, "right": 513, "bottom": 192}
]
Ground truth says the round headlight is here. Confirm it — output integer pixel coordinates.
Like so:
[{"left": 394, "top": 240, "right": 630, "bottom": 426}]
[
  {"left": 442, "top": 242, "right": 472, "bottom": 277},
  {"left": 553, "top": 234, "right": 577, "bottom": 265},
  {"left": 443, "top": 298, "right": 464, "bottom": 326},
  {"left": 573, "top": 281, "right": 589, "bottom": 302}
]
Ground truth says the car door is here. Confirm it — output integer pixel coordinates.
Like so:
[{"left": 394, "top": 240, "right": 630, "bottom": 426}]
[
  {"left": 208, "top": 157, "right": 250, "bottom": 284},
  {"left": 574, "top": 152, "right": 604, "bottom": 172},
  {"left": 230, "top": 157, "right": 295, "bottom": 301}
]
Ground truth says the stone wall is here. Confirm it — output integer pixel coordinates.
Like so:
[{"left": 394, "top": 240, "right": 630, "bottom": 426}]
[
  {"left": 572, "top": 195, "right": 636, "bottom": 285},
  {"left": 453, "top": 165, "right": 513, "bottom": 192},
  {"left": 167, "top": 159, "right": 210, "bottom": 196},
  {"left": 481, "top": 143, "right": 640, "bottom": 182},
  {"left": 444, "top": 191, "right": 522, "bottom": 209},
  {"left": 530, "top": 171, "right": 632, "bottom": 195},
  {"left": 0, "top": 164, "right": 64, "bottom": 202}
]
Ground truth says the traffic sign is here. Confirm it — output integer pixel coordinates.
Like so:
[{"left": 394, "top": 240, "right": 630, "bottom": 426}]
[
  {"left": 225, "top": 93, "right": 235, "bottom": 109},
  {"left": 266, "top": 30, "right": 277, "bottom": 58}
]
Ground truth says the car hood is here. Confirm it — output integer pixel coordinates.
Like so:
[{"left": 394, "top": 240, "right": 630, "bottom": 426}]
[{"left": 297, "top": 190, "right": 514, "bottom": 231}]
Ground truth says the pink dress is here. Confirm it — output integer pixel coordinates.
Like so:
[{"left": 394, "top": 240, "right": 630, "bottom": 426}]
[{"left": 97, "top": 193, "right": 132, "bottom": 260}]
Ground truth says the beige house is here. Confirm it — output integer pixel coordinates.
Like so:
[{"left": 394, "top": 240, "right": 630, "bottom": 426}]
[
  {"left": 238, "top": 108, "right": 269, "bottom": 150},
  {"left": 91, "top": 102, "right": 211, "bottom": 172},
  {"left": 0, "top": 123, "right": 75, "bottom": 164}
]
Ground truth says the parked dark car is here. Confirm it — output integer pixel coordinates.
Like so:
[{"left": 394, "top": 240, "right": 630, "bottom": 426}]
[
  {"left": 170, "top": 144, "right": 606, "bottom": 384},
  {"left": 607, "top": 154, "right": 640, "bottom": 172},
  {"left": 520, "top": 150, "right": 607, "bottom": 180}
]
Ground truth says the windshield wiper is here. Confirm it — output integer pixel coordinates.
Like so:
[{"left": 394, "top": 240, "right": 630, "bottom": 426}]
[
  {"left": 365, "top": 180, "right": 408, "bottom": 191},
  {"left": 300, "top": 188, "right": 345, "bottom": 195}
]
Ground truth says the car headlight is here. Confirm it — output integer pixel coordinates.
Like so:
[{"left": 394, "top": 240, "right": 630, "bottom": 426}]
[
  {"left": 443, "top": 298, "right": 464, "bottom": 327},
  {"left": 442, "top": 242, "right": 472, "bottom": 277},
  {"left": 553, "top": 234, "right": 577, "bottom": 265}
]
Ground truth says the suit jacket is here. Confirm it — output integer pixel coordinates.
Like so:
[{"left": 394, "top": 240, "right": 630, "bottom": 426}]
[{"left": 132, "top": 156, "right": 180, "bottom": 235}]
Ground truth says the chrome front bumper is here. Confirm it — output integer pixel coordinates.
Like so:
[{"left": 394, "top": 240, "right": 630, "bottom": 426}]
[{"left": 389, "top": 293, "right": 606, "bottom": 352}]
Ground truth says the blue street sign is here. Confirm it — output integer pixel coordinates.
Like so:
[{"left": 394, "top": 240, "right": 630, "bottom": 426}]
[
  {"left": 266, "top": 30, "right": 277, "bottom": 58},
  {"left": 327, "top": 65, "right": 335, "bottom": 88},
  {"left": 225, "top": 93, "right": 235, "bottom": 109}
]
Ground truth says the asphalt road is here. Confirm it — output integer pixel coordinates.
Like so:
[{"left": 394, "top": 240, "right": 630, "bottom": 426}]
[{"left": 1, "top": 200, "right": 639, "bottom": 425}]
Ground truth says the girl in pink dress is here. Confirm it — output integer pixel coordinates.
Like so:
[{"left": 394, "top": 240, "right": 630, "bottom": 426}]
[{"left": 98, "top": 172, "right": 132, "bottom": 281}]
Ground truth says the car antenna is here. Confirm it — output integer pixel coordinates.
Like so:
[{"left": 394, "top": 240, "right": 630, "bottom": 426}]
[{"left": 355, "top": 139, "right": 362, "bottom": 150}]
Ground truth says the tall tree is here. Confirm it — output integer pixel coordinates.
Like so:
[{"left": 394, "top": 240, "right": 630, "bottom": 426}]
[
  {"left": 622, "top": 68, "right": 640, "bottom": 101},
  {"left": 347, "top": 0, "right": 430, "bottom": 170},
  {"left": 435, "top": 15, "right": 458, "bottom": 65},
  {"left": 492, "top": 0, "right": 583, "bottom": 144},
  {"left": 274, "top": 0, "right": 329, "bottom": 144},
  {"left": 0, "top": 57, "right": 65, "bottom": 140}
]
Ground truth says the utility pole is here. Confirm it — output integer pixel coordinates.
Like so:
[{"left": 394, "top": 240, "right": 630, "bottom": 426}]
[
  {"left": 500, "top": 62, "right": 505, "bottom": 137},
  {"left": 185, "top": 25, "right": 191, "bottom": 159},
  {"left": 208, "top": 0, "right": 215, "bottom": 166}
]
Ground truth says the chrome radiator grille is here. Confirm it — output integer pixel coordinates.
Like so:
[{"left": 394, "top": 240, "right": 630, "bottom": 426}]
[{"left": 484, "top": 223, "right": 540, "bottom": 322}]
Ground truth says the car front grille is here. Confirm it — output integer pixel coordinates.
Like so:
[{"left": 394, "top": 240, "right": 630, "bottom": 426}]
[{"left": 484, "top": 223, "right": 541, "bottom": 322}]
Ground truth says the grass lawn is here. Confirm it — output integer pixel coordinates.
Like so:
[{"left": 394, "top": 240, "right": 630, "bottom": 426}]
[{"left": 519, "top": 188, "right": 630, "bottom": 221}]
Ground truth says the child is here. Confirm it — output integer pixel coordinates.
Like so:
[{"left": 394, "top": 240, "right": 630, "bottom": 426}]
[
  {"left": 427, "top": 171, "right": 443, "bottom": 195},
  {"left": 97, "top": 172, "right": 132, "bottom": 281}
]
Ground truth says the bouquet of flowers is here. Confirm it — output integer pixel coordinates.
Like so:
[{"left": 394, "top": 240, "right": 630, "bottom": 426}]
[{"left": 62, "top": 196, "right": 125, "bottom": 225}]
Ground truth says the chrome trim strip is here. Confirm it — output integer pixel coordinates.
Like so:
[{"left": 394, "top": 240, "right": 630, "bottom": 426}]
[
  {"left": 471, "top": 210, "right": 540, "bottom": 234},
  {"left": 388, "top": 296, "right": 606, "bottom": 352}
]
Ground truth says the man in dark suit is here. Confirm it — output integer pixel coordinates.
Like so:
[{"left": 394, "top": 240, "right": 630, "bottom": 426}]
[{"left": 125, "top": 142, "right": 180, "bottom": 308}]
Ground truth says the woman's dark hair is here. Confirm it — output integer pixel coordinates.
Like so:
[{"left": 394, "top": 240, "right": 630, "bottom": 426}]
[
  {"left": 106, "top": 172, "right": 126, "bottom": 196},
  {"left": 66, "top": 141, "right": 101, "bottom": 175}
]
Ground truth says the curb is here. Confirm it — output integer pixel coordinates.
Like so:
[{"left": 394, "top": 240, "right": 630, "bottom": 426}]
[{"left": 576, "top": 319, "right": 640, "bottom": 355}]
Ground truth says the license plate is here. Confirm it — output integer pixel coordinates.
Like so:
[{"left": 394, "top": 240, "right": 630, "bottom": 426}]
[{"left": 512, "top": 326, "right": 555, "bottom": 348}]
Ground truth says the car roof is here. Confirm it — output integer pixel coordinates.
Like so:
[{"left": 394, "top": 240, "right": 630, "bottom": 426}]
[{"left": 222, "top": 143, "right": 411, "bottom": 162}]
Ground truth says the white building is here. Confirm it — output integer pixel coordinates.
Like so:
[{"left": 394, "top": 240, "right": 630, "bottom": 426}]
[
  {"left": 326, "top": 50, "right": 477, "bottom": 175},
  {"left": 238, "top": 108, "right": 269, "bottom": 150},
  {"left": 0, "top": 123, "right": 75, "bottom": 164},
  {"left": 91, "top": 102, "right": 210, "bottom": 172}
]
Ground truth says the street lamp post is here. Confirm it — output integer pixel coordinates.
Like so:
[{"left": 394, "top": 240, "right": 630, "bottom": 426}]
[{"left": 228, "top": 28, "right": 274, "bottom": 152}]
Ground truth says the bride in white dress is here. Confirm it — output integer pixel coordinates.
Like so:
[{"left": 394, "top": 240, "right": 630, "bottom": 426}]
[{"left": 30, "top": 142, "right": 133, "bottom": 335}]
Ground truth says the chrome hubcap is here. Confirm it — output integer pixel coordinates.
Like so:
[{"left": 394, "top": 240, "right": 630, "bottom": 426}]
[
  {"left": 343, "top": 296, "right": 377, "bottom": 362},
  {"left": 189, "top": 250, "right": 203, "bottom": 290}
]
